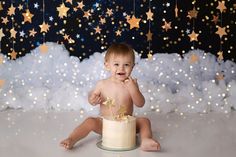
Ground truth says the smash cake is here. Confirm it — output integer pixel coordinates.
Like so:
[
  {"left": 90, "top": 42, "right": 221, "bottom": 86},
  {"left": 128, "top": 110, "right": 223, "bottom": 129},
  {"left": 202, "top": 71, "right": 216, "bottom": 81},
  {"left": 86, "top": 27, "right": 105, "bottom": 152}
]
[{"left": 98, "top": 97, "right": 137, "bottom": 150}]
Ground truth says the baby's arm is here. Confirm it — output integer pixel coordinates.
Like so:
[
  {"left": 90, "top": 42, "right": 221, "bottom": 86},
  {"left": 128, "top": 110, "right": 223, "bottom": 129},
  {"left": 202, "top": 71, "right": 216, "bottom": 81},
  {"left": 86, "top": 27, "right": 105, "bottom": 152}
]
[
  {"left": 124, "top": 77, "right": 145, "bottom": 107},
  {"left": 88, "top": 81, "right": 104, "bottom": 105}
]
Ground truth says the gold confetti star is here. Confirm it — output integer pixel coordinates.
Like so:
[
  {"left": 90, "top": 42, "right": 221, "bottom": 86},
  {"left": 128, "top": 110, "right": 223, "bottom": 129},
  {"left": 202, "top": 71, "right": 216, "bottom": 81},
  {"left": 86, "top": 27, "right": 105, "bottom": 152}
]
[
  {"left": 115, "top": 30, "right": 122, "bottom": 36},
  {"left": 0, "top": 28, "right": 5, "bottom": 41},
  {"left": 40, "top": 43, "right": 48, "bottom": 53},
  {"left": 57, "top": 3, "right": 69, "bottom": 18},
  {"left": 1, "top": 17, "right": 9, "bottom": 25},
  {"left": 0, "top": 79, "right": 5, "bottom": 88},
  {"left": 146, "top": 9, "right": 153, "bottom": 21},
  {"left": 83, "top": 10, "right": 91, "bottom": 19},
  {"left": 117, "top": 105, "right": 126, "bottom": 119},
  {"left": 94, "top": 26, "right": 101, "bottom": 34},
  {"left": 10, "top": 50, "right": 17, "bottom": 60},
  {"left": 127, "top": 15, "right": 141, "bottom": 29},
  {"left": 217, "top": 51, "right": 224, "bottom": 61},
  {"left": 188, "top": 30, "right": 199, "bottom": 42},
  {"left": 7, "top": 4, "right": 15, "bottom": 16},
  {"left": 146, "top": 29, "right": 153, "bottom": 41},
  {"left": 162, "top": 21, "right": 172, "bottom": 32},
  {"left": 10, "top": 28, "right": 17, "bottom": 38},
  {"left": 39, "top": 22, "right": 50, "bottom": 33},
  {"left": 189, "top": 54, "right": 199, "bottom": 63},
  {"left": 77, "top": 1, "right": 84, "bottom": 9},
  {"left": 187, "top": 7, "right": 198, "bottom": 19},
  {"left": 22, "top": 9, "right": 34, "bottom": 23},
  {"left": 29, "top": 28, "right": 37, "bottom": 37},
  {"left": 106, "top": 8, "right": 113, "bottom": 16},
  {"left": 217, "top": 1, "right": 227, "bottom": 13},
  {"left": 103, "top": 97, "right": 115, "bottom": 108},
  {"left": 215, "top": 26, "right": 227, "bottom": 38}
]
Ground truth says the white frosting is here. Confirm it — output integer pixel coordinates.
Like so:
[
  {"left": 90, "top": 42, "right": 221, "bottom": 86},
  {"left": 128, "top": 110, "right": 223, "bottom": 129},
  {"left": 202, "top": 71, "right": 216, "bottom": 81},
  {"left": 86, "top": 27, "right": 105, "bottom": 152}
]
[{"left": 102, "top": 116, "right": 136, "bottom": 149}]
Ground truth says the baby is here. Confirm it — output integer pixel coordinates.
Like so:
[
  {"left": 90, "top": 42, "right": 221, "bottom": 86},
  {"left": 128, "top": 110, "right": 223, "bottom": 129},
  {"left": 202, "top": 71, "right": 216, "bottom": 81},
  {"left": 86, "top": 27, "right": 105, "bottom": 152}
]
[{"left": 60, "top": 43, "right": 161, "bottom": 151}]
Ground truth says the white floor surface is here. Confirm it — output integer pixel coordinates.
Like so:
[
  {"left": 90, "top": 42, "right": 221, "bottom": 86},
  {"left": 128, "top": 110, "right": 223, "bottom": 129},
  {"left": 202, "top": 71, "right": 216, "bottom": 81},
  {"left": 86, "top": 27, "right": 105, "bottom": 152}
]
[{"left": 1, "top": 110, "right": 236, "bottom": 157}]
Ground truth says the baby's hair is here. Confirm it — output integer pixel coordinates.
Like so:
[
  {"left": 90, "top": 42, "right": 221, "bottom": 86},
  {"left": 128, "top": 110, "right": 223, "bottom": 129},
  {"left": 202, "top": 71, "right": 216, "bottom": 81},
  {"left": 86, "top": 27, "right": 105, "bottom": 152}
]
[{"left": 105, "top": 43, "right": 135, "bottom": 63}]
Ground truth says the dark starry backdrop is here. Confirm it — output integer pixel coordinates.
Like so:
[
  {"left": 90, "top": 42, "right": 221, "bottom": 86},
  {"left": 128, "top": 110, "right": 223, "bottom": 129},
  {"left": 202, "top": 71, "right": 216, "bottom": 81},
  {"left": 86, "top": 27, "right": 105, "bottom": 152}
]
[{"left": 0, "top": 0, "right": 235, "bottom": 61}]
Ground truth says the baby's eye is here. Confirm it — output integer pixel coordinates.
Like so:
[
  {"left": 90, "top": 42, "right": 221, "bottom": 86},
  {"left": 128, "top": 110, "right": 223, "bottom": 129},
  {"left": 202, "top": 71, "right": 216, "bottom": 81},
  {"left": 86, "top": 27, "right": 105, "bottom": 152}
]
[
  {"left": 114, "top": 63, "right": 119, "bottom": 66},
  {"left": 124, "top": 64, "right": 130, "bottom": 67}
]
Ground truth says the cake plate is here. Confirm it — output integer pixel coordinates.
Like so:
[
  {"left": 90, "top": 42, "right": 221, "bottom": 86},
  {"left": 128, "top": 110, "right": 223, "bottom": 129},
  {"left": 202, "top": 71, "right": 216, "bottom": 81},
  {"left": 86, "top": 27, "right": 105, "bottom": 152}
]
[{"left": 96, "top": 141, "right": 139, "bottom": 151}]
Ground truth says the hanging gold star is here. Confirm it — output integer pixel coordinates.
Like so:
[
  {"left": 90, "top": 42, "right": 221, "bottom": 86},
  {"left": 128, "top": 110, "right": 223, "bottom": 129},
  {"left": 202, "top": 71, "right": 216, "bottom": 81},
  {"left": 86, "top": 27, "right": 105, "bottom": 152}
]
[
  {"left": 211, "top": 15, "right": 219, "bottom": 25},
  {"left": 175, "top": 5, "right": 179, "bottom": 17},
  {"left": 2, "top": 17, "right": 9, "bottom": 25},
  {"left": 94, "top": 26, "right": 101, "bottom": 34},
  {"left": 7, "top": 4, "right": 15, "bottom": 16},
  {"left": 0, "top": 2, "right": 3, "bottom": 11},
  {"left": 0, "top": 79, "right": 5, "bottom": 88},
  {"left": 125, "top": 15, "right": 131, "bottom": 20},
  {"left": 115, "top": 30, "right": 122, "bottom": 36},
  {"left": 83, "top": 10, "right": 91, "bottom": 19},
  {"left": 40, "top": 43, "right": 48, "bottom": 53},
  {"left": 106, "top": 8, "right": 113, "bottom": 16},
  {"left": 18, "top": 4, "right": 23, "bottom": 10},
  {"left": 162, "top": 21, "right": 172, "bottom": 32},
  {"left": 217, "top": 51, "right": 224, "bottom": 61},
  {"left": 39, "top": 22, "right": 50, "bottom": 33},
  {"left": 215, "top": 26, "right": 227, "bottom": 38},
  {"left": 188, "top": 30, "right": 199, "bottom": 42},
  {"left": 147, "top": 53, "right": 153, "bottom": 60},
  {"left": 10, "top": 28, "right": 17, "bottom": 38},
  {"left": 57, "top": 3, "right": 69, "bottom": 18},
  {"left": 10, "top": 50, "right": 17, "bottom": 60},
  {"left": 22, "top": 9, "right": 34, "bottom": 23},
  {"left": 146, "top": 9, "right": 153, "bottom": 21},
  {"left": 0, "top": 28, "right": 5, "bottom": 41},
  {"left": 0, "top": 56, "right": 3, "bottom": 64},
  {"left": 189, "top": 54, "right": 199, "bottom": 63},
  {"left": 77, "top": 1, "right": 84, "bottom": 9},
  {"left": 187, "top": 7, "right": 198, "bottom": 19},
  {"left": 217, "top": 1, "right": 227, "bottom": 13},
  {"left": 29, "top": 28, "right": 37, "bottom": 37},
  {"left": 127, "top": 15, "right": 141, "bottom": 29},
  {"left": 146, "top": 29, "right": 153, "bottom": 41},
  {"left": 216, "top": 73, "right": 224, "bottom": 81},
  {"left": 66, "top": 0, "right": 73, "bottom": 4},
  {"left": 100, "top": 17, "right": 106, "bottom": 24}
]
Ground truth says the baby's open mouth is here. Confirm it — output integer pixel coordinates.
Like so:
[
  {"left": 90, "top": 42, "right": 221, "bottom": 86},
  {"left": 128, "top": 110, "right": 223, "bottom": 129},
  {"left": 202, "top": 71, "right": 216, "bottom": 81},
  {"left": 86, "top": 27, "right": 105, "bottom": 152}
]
[{"left": 117, "top": 72, "right": 125, "bottom": 75}]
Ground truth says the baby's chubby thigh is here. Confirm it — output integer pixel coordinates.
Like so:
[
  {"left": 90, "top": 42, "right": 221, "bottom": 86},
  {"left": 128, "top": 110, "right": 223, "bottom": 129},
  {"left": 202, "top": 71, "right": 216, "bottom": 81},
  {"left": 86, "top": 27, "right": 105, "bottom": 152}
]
[{"left": 84, "top": 117, "right": 103, "bottom": 135}]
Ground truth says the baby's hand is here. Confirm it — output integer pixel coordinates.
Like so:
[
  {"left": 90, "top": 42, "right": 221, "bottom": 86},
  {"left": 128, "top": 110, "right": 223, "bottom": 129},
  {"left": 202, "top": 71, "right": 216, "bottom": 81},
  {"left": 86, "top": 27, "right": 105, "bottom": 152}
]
[
  {"left": 89, "top": 92, "right": 103, "bottom": 105},
  {"left": 124, "top": 76, "right": 138, "bottom": 91}
]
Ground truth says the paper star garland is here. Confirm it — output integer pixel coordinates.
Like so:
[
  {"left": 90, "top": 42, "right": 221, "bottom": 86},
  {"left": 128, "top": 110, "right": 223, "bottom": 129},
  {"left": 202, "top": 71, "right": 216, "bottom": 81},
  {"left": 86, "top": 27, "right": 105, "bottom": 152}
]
[
  {"left": 188, "top": 30, "right": 199, "bottom": 42},
  {"left": 39, "top": 22, "right": 50, "bottom": 33},
  {"left": 162, "top": 21, "right": 172, "bottom": 32},
  {"left": 217, "top": 1, "right": 227, "bottom": 13},
  {"left": 57, "top": 3, "right": 69, "bottom": 18},
  {"left": 146, "top": 9, "right": 153, "bottom": 21},
  {"left": 215, "top": 26, "right": 227, "bottom": 38},
  {"left": 22, "top": 9, "right": 34, "bottom": 23},
  {"left": 10, "top": 50, "right": 17, "bottom": 60},
  {"left": 40, "top": 43, "right": 48, "bottom": 53},
  {"left": 127, "top": 15, "right": 141, "bottom": 29},
  {"left": 0, "top": 28, "right": 5, "bottom": 41},
  {"left": 146, "top": 29, "right": 153, "bottom": 41}
]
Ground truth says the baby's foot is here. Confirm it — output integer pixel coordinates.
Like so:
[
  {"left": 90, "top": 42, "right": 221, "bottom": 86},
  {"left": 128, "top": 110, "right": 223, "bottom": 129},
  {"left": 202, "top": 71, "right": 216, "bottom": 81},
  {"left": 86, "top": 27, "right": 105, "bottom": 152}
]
[
  {"left": 60, "top": 137, "right": 76, "bottom": 149},
  {"left": 140, "top": 138, "right": 161, "bottom": 151}
]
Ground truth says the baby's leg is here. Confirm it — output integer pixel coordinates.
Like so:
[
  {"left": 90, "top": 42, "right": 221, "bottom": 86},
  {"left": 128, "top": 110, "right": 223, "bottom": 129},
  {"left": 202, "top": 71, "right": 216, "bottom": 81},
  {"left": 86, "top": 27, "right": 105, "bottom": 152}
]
[
  {"left": 136, "top": 117, "right": 161, "bottom": 151},
  {"left": 60, "top": 117, "right": 102, "bottom": 149}
]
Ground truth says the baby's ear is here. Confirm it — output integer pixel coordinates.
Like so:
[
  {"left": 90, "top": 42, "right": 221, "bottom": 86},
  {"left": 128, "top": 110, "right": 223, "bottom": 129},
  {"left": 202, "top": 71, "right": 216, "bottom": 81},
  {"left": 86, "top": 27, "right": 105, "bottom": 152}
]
[{"left": 104, "top": 62, "right": 110, "bottom": 71}]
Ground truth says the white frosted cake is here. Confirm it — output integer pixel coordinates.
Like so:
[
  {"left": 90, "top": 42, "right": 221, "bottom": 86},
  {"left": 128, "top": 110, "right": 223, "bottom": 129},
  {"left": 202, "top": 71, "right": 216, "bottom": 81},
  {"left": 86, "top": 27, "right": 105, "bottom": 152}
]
[{"left": 102, "top": 116, "right": 136, "bottom": 150}]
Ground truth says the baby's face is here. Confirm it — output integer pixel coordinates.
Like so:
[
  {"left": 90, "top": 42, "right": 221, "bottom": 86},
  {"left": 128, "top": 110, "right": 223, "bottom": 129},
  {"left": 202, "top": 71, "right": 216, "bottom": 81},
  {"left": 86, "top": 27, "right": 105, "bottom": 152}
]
[{"left": 105, "top": 54, "right": 134, "bottom": 82}]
